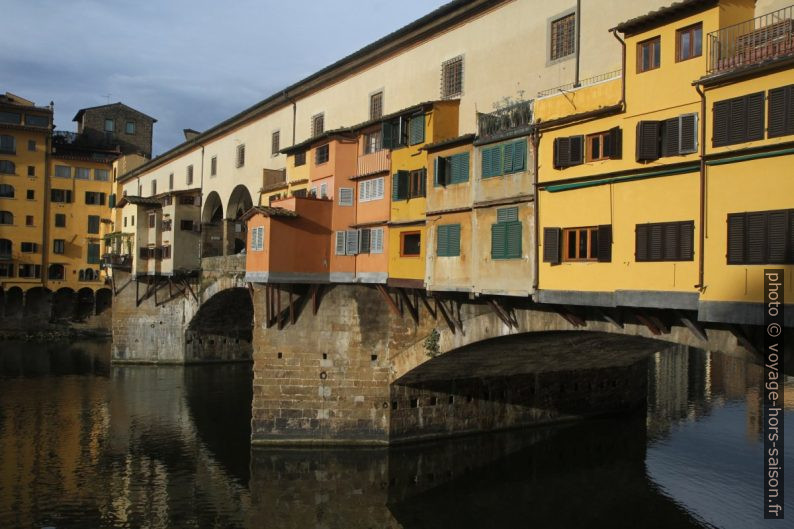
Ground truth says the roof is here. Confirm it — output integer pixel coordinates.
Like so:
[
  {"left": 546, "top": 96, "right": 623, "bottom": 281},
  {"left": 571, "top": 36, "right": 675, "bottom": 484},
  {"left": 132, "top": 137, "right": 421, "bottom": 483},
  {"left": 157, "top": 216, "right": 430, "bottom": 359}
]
[
  {"left": 117, "top": 0, "right": 490, "bottom": 182},
  {"left": 424, "top": 133, "right": 476, "bottom": 152},
  {"left": 73, "top": 102, "right": 157, "bottom": 123},
  {"left": 612, "top": 0, "right": 717, "bottom": 35},
  {"left": 240, "top": 206, "right": 299, "bottom": 221},
  {"left": 116, "top": 195, "right": 163, "bottom": 208}
]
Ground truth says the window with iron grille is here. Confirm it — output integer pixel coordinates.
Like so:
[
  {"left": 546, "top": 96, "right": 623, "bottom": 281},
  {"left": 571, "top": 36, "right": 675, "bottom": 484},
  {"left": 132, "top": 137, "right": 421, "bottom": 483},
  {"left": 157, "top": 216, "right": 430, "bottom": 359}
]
[
  {"left": 210, "top": 156, "right": 217, "bottom": 176},
  {"left": 272, "top": 130, "right": 280, "bottom": 156},
  {"left": 186, "top": 165, "right": 194, "bottom": 185},
  {"left": 236, "top": 144, "right": 245, "bottom": 167},
  {"left": 441, "top": 56, "right": 463, "bottom": 99},
  {"left": 370, "top": 91, "right": 383, "bottom": 120},
  {"left": 550, "top": 13, "right": 576, "bottom": 61},
  {"left": 312, "top": 113, "right": 325, "bottom": 137},
  {"left": 294, "top": 151, "right": 306, "bottom": 166},
  {"left": 169, "top": 173, "right": 174, "bottom": 189},
  {"left": 151, "top": 179, "right": 157, "bottom": 196},
  {"left": 315, "top": 144, "right": 329, "bottom": 165},
  {"left": 727, "top": 209, "right": 794, "bottom": 264},
  {"left": 635, "top": 220, "right": 695, "bottom": 261}
]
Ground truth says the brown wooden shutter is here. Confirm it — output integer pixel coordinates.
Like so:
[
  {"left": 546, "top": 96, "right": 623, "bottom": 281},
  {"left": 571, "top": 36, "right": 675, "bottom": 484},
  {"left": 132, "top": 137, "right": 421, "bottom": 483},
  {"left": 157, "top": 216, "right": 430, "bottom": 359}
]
[
  {"left": 554, "top": 137, "right": 570, "bottom": 168},
  {"left": 636, "top": 224, "right": 649, "bottom": 261},
  {"left": 597, "top": 225, "right": 612, "bottom": 262},
  {"left": 729, "top": 97, "right": 747, "bottom": 144},
  {"left": 543, "top": 227, "right": 561, "bottom": 264},
  {"left": 679, "top": 221, "right": 694, "bottom": 261},
  {"left": 569, "top": 135, "right": 584, "bottom": 165},
  {"left": 608, "top": 127, "right": 622, "bottom": 159},
  {"left": 663, "top": 223, "right": 680, "bottom": 259},
  {"left": 648, "top": 224, "right": 664, "bottom": 260},
  {"left": 746, "top": 92, "right": 765, "bottom": 141},
  {"left": 727, "top": 213, "right": 745, "bottom": 264},
  {"left": 662, "top": 117, "right": 680, "bottom": 157},
  {"left": 768, "top": 86, "right": 788, "bottom": 138},
  {"left": 713, "top": 100, "right": 730, "bottom": 147},
  {"left": 746, "top": 212, "right": 766, "bottom": 263},
  {"left": 679, "top": 114, "right": 697, "bottom": 154},
  {"left": 636, "top": 121, "right": 660, "bottom": 161},
  {"left": 789, "top": 210, "right": 794, "bottom": 263},
  {"left": 767, "top": 211, "right": 787, "bottom": 263}
]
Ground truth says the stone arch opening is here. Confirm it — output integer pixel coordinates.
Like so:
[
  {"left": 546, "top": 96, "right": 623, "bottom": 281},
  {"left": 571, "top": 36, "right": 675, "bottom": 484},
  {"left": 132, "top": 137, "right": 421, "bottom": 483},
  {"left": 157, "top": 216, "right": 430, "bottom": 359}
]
[
  {"left": 75, "top": 287, "right": 95, "bottom": 321},
  {"left": 185, "top": 287, "right": 253, "bottom": 363},
  {"left": 95, "top": 288, "right": 112, "bottom": 315},
  {"left": 226, "top": 185, "right": 253, "bottom": 254},
  {"left": 52, "top": 287, "right": 77, "bottom": 321},
  {"left": 48, "top": 264, "right": 65, "bottom": 280},
  {"left": 202, "top": 191, "right": 224, "bottom": 257},
  {"left": 24, "top": 287, "right": 51, "bottom": 319}
]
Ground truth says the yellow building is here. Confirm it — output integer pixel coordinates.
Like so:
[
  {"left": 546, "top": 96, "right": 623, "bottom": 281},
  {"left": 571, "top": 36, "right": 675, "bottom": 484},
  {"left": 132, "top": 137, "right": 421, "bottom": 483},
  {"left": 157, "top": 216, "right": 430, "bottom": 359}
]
[
  {"left": 535, "top": 0, "right": 793, "bottom": 325},
  {"left": 0, "top": 92, "right": 51, "bottom": 292}
]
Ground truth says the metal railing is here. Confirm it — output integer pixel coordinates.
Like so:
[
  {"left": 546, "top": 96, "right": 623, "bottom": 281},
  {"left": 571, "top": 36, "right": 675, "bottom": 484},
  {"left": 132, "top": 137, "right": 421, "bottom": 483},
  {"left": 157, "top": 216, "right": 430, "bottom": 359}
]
[
  {"left": 477, "top": 99, "right": 533, "bottom": 141},
  {"left": 537, "top": 70, "right": 622, "bottom": 98},
  {"left": 707, "top": 5, "right": 794, "bottom": 73}
]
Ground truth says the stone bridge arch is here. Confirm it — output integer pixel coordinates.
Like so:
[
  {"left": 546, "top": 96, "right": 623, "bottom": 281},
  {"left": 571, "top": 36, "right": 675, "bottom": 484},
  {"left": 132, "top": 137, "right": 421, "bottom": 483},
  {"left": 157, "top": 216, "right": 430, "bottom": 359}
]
[
  {"left": 185, "top": 287, "right": 253, "bottom": 363},
  {"left": 226, "top": 184, "right": 253, "bottom": 254}
]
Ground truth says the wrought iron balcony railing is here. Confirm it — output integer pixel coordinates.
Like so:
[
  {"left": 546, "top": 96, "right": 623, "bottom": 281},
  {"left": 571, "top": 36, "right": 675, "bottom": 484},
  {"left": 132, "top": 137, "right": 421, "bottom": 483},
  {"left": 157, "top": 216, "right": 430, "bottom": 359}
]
[
  {"left": 477, "top": 99, "right": 533, "bottom": 142},
  {"left": 707, "top": 5, "right": 794, "bottom": 74}
]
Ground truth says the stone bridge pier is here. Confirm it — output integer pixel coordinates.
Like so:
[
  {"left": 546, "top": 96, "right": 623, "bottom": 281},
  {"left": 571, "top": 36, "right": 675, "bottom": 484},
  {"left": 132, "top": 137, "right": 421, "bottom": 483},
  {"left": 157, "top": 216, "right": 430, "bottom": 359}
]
[
  {"left": 250, "top": 283, "right": 773, "bottom": 446},
  {"left": 111, "top": 255, "right": 253, "bottom": 364}
]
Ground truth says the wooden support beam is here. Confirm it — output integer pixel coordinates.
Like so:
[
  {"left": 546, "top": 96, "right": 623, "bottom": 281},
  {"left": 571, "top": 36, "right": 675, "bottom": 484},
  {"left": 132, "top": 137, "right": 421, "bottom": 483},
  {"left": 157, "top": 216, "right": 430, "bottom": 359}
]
[
  {"left": 397, "top": 288, "right": 419, "bottom": 324},
  {"left": 676, "top": 311, "right": 708, "bottom": 342},
  {"left": 554, "top": 305, "right": 586, "bottom": 327},
  {"left": 183, "top": 278, "right": 198, "bottom": 302},
  {"left": 417, "top": 290, "right": 436, "bottom": 319},
  {"left": 597, "top": 307, "right": 624, "bottom": 329},
  {"left": 375, "top": 284, "right": 401, "bottom": 317},
  {"left": 135, "top": 278, "right": 140, "bottom": 307},
  {"left": 730, "top": 324, "right": 759, "bottom": 355},
  {"left": 289, "top": 285, "right": 296, "bottom": 325},
  {"left": 434, "top": 298, "right": 456, "bottom": 334},
  {"left": 277, "top": 285, "right": 284, "bottom": 330},
  {"left": 310, "top": 284, "right": 322, "bottom": 315},
  {"left": 486, "top": 298, "right": 513, "bottom": 329},
  {"left": 634, "top": 312, "right": 662, "bottom": 335},
  {"left": 265, "top": 285, "right": 273, "bottom": 328},
  {"left": 247, "top": 282, "right": 254, "bottom": 303}
]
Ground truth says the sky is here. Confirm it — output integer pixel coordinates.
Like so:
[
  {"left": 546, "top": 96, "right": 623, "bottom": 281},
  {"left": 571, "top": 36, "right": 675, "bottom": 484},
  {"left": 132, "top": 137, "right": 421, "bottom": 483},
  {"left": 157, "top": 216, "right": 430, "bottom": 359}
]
[{"left": 2, "top": 0, "right": 449, "bottom": 156}]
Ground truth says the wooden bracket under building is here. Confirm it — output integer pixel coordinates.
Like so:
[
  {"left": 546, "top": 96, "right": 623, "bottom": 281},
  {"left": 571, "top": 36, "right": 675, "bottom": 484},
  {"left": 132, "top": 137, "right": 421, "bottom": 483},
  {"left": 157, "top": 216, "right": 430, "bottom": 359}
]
[
  {"left": 375, "top": 284, "right": 401, "bottom": 317},
  {"left": 634, "top": 311, "right": 669, "bottom": 335},
  {"left": 676, "top": 310, "right": 708, "bottom": 342},
  {"left": 554, "top": 305, "right": 586, "bottom": 327},
  {"left": 487, "top": 298, "right": 514, "bottom": 329},
  {"left": 397, "top": 288, "right": 419, "bottom": 324},
  {"left": 730, "top": 324, "right": 759, "bottom": 355}
]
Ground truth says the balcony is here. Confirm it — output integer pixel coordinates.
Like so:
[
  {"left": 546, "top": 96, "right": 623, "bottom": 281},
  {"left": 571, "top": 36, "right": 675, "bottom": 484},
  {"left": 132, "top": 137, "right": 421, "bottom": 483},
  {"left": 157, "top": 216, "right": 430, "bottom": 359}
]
[
  {"left": 356, "top": 148, "right": 390, "bottom": 178},
  {"left": 477, "top": 99, "right": 533, "bottom": 143},
  {"left": 707, "top": 5, "right": 794, "bottom": 74},
  {"left": 261, "top": 168, "right": 287, "bottom": 193},
  {"left": 102, "top": 253, "right": 132, "bottom": 269}
]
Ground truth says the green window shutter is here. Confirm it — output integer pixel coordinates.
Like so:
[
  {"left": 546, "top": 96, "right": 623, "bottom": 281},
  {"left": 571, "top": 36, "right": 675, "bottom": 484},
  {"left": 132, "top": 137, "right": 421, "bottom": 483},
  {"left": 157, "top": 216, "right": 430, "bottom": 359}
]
[
  {"left": 382, "top": 120, "right": 395, "bottom": 149},
  {"left": 87, "top": 243, "right": 100, "bottom": 264},
  {"left": 482, "top": 145, "right": 502, "bottom": 178},
  {"left": 449, "top": 152, "right": 470, "bottom": 184},
  {"left": 392, "top": 173, "right": 400, "bottom": 200},
  {"left": 491, "top": 223, "right": 507, "bottom": 259},
  {"left": 448, "top": 224, "right": 460, "bottom": 256},
  {"left": 505, "top": 221, "right": 522, "bottom": 258},
  {"left": 434, "top": 156, "right": 448, "bottom": 187},
  {"left": 497, "top": 206, "right": 518, "bottom": 223},
  {"left": 502, "top": 142, "right": 514, "bottom": 173},
  {"left": 393, "top": 171, "right": 410, "bottom": 200},
  {"left": 109, "top": 193, "right": 116, "bottom": 208},
  {"left": 409, "top": 115, "right": 425, "bottom": 145},
  {"left": 512, "top": 139, "right": 527, "bottom": 172},
  {"left": 481, "top": 146, "right": 493, "bottom": 178},
  {"left": 437, "top": 225, "right": 449, "bottom": 256}
]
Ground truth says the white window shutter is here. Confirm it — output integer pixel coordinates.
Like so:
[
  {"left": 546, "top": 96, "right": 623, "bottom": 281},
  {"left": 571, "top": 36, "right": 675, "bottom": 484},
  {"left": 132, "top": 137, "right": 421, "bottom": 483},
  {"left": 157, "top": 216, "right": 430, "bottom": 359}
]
[
  {"left": 320, "top": 183, "right": 328, "bottom": 198},
  {"left": 335, "top": 231, "right": 346, "bottom": 255},
  {"left": 339, "top": 187, "right": 353, "bottom": 206},
  {"left": 374, "top": 177, "right": 384, "bottom": 199},
  {"left": 371, "top": 227, "right": 384, "bottom": 253},
  {"left": 359, "top": 183, "right": 366, "bottom": 201},
  {"left": 345, "top": 229, "right": 359, "bottom": 255}
]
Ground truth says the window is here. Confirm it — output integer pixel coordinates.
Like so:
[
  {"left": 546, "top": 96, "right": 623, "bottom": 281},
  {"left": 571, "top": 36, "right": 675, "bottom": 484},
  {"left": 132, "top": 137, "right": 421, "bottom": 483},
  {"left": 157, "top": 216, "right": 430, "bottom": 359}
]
[
  {"left": 636, "top": 115, "right": 698, "bottom": 161},
  {"left": 251, "top": 226, "right": 264, "bottom": 251},
  {"left": 586, "top": 128, "right": 623, "bottom": 161},
  {"left": 87, "top": 243, "right": 100, "bottom": 264},
  {"left": 0, "top": 160, "right": 14, "bottom": 174},
  {"left": 151, "top": 180, "right": 157, "bottom": 195},
  {"left": 0, "top": 184, "right": 13, "bottom": 198},
  {"left": 392, "top": 169, "right": 426, "bottom": 200},
  {"left": 48, "top": 264, "right": 64, "bottom": 280},
  {"left": 169, "top": 172, "right": 174, "bottom": 189},
  {"left": 162, "top": 245, "right": 171, "bottom": 259},
  {"left": 401, "top": 232, "right": 421, "bottom": 256},
  {"left": 21, "top": 242, "right": 37, "bottom": 253},
  {"left": 25, "top": 215, "right": 33, "bottom": 226},
  {"left": 179, "top": 195, "right": 196, "bottom": 205},
  {"left": 26, "top": 189, "right": 34, "bottom": 200},
  {"left": 94, "top": 169, "right": 109, "bottom": 181},
  {"left": 186, "top": 165, "right": 194, "bottom": 185},
  {"left": 0, "top": 239, "right": 11, "bottom": 257},
  {"left": 637, "top": 36, "right": 661, "bottom": 72},
  {"left": 125, "top": 121, "right": 136, "bottom": 134},
  {"left": 109, "top": 193, "right": 116, "bottom": 208},
  {"left": 370, "top": 91, "right": 383, "bottom": 120},
  {"left": 53, "top": 239, "right": 65, "bottom": 254},
  {"left": 315, "top": 144, "right": 330, "bottom": 165},
  {"left": 148, "top": 213, "right": 156, "bottom": 228},
  {"left": 25, "top": 114, "right": 49, "bottom": 127},
  {"left": 123, "top": 217, "right": 127, "bottom": 227},
  {"left": 550, "top": 13, "right": 576, "bottom": 61},
  {"left": 74, "top": 167, "right": 89, "bottom": 180},
  {"left": 482, "top": 139, "right": 528, "bottom": 177},
  {"left": 338, "top": 187, "right": 354, "bottom": 206},
  {"left": 27, "top": 140, "right": 36, "bottom": 151},
  {"left": 131, "top": 215, "right": 135, "bottom": 226},
  {"left": 236, "top": 144, "right": 245, "bottom": 167},
  {"left": 27, "top": 166, "right": 35, "bottom": 177},
  {"left": 712, "top": 92, "right": 765, "bottom": 147},
  {"left": 437, "top": 224, "right": 461, "bottom": 257},
  {"left": 55, "top": 165, "right": 71, "bottom": 178},
  {"left": 104, "top": 118, "right": 114, "bottom": 132},
  {"left": 769, "top": 85, "right": 794, "bottom": 138},
  {"left": 0, "top": 211, "right": 12, "bottom": 224},
  {"left": 0, "top": 112, "right": 21, "bottom": 125},
  {"left": 727, "top": 209, "right": 794, "bottom": 264},
  {"left": 18, "top": 264, "right": 41, "bottom": 278},
  {"left": 51, "top": 189, "right": 73, "bottom": 203},
  {"left": 319, "top": 182, "right": 328, "bottom": 199},
  {"left": 435, "top": 152, "right": 470, "bottom": 186},
  {"left": 441, "top": 55, "right": 463, "bottom": 98},
  {"left": 162, "top": 219, "right": 172, "bottom": 231},
  {"left": 563, "top": 227, "right": 600, "bottom": 261},
  {"left": 88, "top": 215, "right": 100, "bottom": 234},
  {"left": 408, "top": 114, "right": 425, "bottom": 145},
  {"left": 635, "top": 220, "right": 695, "bottom": 261},
  {"left": 85, "top": 191, "right": 106, "bottom": 205},
  {"left": 312, "top": 113, "right": 325, "bottom": 136},
  {"left": 0, "top": 135, "right": 15, "bottom": 154},
  {"left": 272, "top": 131, "right": 280, "bottom": 156},
  {"left": 0, "top": 263, "right": 13, "bottom": 278},
  {"left": 139, "top": 247, "right": 152, "bottom": 260},
  {"left": 370, "top": 227, "right": 384, "bottom": 254},
  {"left": 180, "top": 220, "right": 194, "bottom": 231},
  {"left": 676, "top": 23, "right": 702, "bottom": 62},
  {"left": 294, "top": 151, "right": 306, "bottom": 166},
  {"left": 364, "top": 131, "right": 382, "bottom": 154},
  {"left": 358, "top": 177, "right": 385, "bottom": 202},
  {"left": 55, "top": 213, "right": 66, "bottom": 227},
  {"left": 491, "top": 207, "right": 522, "bottom": 260}
]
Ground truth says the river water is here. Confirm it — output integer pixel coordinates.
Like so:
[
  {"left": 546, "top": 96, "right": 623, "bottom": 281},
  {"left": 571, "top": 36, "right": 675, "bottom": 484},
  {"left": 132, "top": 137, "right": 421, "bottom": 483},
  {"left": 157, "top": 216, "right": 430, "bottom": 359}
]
[{"left": 0, "top": 339, "right": 791, "bottom": 528}]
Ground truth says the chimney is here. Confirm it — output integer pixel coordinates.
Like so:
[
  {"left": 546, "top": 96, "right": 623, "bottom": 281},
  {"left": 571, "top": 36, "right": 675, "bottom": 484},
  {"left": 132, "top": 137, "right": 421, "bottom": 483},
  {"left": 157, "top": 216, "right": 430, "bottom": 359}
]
[{"left": 183, "top": 128, "right": 200, "bottom": 141}]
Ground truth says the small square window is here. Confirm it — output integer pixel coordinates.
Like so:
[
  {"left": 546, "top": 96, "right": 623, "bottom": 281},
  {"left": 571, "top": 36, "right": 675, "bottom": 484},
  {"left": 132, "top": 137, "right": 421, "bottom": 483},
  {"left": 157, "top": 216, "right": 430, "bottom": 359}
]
[
  {"left": 638, "top": 36, "right": 661, "bottom": 72},
  {"left": 370, "top": 91, "right": 383, "bottom": 120},
  {"left": 125, "top": 121, "right": 136, "bottom": 134},
  {"left": 55, "top": 214, "right": 66, "bottom": 227},
  {"left": 25, "top": 215, "right": 34, "bottom": 226},
  {"left": 26, "top": 189, "right": 34, "bottom": 200},
  {"left": 104, "top": 118, "right": 114, "bottom": 132},
  {"left": 676, "top": 23, "right": 702, "bottom": 62},
  {"left": 563, "top": 227, "right": 598, "bottom": 261},
  {"left": 27, "top": 166, "right": 35, "bottom": 177},
  {"left": 53, "top": 239, "right": 65, "bottom": 254},
  {"left": 27, "top": 140, "right": 36, "bottom": 151},
  {"left": 272, "top": 131, "right": 280, "bottom": 156},
  {"left": 441, "top": 56, "right": 463, "bottom": 98},
  {"left": 312, "top": 113, "right": 324, "bottom": 137},
  {"left": 315, "top": 144, "right": 329, "bottom": 165},
  {"left": 236, "top": 144, "right": 245, "bottom": 167},
  {"left": 294, "top": 151, "right": 306, "bottom": 166},
  {"left": 401, "top": 231, "right": 421, "bottom": 256}
]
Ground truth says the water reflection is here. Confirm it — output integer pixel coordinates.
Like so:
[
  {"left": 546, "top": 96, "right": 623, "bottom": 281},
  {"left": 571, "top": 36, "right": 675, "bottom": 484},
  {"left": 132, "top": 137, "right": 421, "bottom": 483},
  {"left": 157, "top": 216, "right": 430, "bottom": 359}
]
[{"left": 0, "top": 340, "right": 792, "bottom": 528}]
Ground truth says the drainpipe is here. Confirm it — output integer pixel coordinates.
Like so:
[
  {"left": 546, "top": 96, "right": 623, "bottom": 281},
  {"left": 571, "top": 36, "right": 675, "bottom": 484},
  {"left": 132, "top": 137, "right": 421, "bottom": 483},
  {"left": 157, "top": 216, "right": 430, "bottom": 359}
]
[
  {"left": 283, "top": 90, "right": 297, "bottom": 146},
  {"left": 611, "top": 29, "right": 626, "bottom": 110},
  {"left": 574, "top": 0, "right": 582, "bottom": 87},
  {"left": 694, "top": 84, "right": 707, "bottom": 291},
  {"left": 199, "top": 145, "right": 205, "bottom": 262},
  {"left": 42, "top": 108, "right": 53, "bottom": 290},
  {"left": 532, "top": 127, "right": 540, "bottom": 293}
]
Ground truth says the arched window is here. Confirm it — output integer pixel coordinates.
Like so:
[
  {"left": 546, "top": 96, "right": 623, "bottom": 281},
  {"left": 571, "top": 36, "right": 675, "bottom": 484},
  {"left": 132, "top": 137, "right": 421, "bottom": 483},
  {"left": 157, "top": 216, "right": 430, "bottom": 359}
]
[
  {"left": 0, "top": 160, "right": 15, "bottom": 174},
  {"left": 0, "top": 238, "right": 11, "bottom": 258},
  {"left": 78, "top": 269, "right": 85, "bottom": 281},
  {"left": 0, "top": 184, "right": 13, "bottom": 198},
  {"left": 48, "top": 264, "right": 65, "bottom": 280},
  {"left": 0, "top": 211, "right": 13, "bottom": 224}
]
